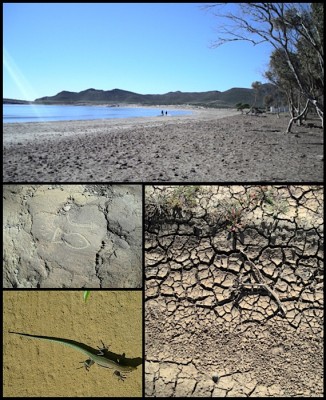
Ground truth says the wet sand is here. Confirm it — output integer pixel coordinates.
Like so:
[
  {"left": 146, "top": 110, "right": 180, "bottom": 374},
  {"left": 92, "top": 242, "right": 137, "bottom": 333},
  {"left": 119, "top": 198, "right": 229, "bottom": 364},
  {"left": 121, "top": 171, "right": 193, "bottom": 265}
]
[{"left": 3, "top": 108, "right": 323, "bottom": 182}]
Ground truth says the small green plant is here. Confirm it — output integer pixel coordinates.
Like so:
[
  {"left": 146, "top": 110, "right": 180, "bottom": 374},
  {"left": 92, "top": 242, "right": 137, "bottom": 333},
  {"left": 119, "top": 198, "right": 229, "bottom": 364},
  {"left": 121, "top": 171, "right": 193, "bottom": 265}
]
[
  {"left": 220, "top": 200, "right": 244, "bottom": 232},
  {"left": 166, "top": 186, "right": 200, "bottom": 210},
  {"left": 148, "top": 186, "right": 201, "bottom": 218},
  {"left": 217, "top": 186, "right": 289, "bottom": 233},
  {"left": 259, "top": 187, "right": 289, "bottom": 217},
  {"left": 83, "top": 291, "right": 91, "bottom": 302},
  {"left": 265, "top": 196, "right": 289, "bottom": 217}
]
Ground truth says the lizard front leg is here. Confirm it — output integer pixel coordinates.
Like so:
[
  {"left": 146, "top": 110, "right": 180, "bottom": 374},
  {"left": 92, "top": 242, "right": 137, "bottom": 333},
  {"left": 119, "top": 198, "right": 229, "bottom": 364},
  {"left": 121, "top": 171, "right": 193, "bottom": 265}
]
[{"left": 77, "top": 358, "right": 95, "bottom": 371}]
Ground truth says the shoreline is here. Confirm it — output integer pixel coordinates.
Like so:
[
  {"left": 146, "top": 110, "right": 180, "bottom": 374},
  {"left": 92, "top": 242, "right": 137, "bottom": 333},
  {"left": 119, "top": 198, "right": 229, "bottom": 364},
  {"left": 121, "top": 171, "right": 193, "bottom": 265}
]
[
  {"left": 3, "top": 109, "right": 323, "bottom": 182},
  {"left": 3, "top": 108, "right": 236, "bottom": 145},
  {"left": 3, "top": 103, "right": 197, "bottom": 126}
]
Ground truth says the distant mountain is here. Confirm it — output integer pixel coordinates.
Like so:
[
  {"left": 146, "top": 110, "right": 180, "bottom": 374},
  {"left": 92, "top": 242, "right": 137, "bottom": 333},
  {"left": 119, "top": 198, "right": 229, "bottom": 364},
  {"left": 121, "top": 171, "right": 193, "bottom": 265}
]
[
  {"left": 3, "top": 98, "right": 34, "bottom": 104},
  {"left": 34, "top": 85, "right": 276, "bottom": 107}
]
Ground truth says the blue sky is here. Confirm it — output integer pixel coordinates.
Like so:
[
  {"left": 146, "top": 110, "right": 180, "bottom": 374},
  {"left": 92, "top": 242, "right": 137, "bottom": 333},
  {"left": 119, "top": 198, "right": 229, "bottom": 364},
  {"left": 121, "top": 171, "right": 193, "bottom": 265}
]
[{"left": 3, "top": 3, "right": 272, "bottom": 101}]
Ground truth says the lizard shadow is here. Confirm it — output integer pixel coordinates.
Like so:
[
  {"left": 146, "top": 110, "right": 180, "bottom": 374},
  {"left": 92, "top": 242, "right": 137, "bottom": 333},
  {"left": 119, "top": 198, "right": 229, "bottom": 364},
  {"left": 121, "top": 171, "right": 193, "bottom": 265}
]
[{"left": 9, "top": 331, "right": 142, "bottom": 369}]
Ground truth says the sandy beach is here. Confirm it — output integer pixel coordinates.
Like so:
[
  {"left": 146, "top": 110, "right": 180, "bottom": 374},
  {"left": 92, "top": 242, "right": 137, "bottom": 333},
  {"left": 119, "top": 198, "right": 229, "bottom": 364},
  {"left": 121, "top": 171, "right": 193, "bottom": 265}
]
[{"left": 3, "top": 107, "right": 323, "bottom": 182}]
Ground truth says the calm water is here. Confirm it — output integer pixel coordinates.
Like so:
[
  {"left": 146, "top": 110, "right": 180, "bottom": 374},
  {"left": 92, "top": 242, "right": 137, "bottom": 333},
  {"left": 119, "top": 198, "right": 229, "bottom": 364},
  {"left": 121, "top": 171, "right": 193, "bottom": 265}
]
[{"left": 3, "top": 104, "right": 192, "bottom": 123}]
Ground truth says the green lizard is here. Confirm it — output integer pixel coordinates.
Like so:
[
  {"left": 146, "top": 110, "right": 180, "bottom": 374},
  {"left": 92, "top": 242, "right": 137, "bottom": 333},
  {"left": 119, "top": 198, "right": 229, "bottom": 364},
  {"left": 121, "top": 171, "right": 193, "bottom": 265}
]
[{"left": 9, "top": 331, "right": 136, "bottom": 380}]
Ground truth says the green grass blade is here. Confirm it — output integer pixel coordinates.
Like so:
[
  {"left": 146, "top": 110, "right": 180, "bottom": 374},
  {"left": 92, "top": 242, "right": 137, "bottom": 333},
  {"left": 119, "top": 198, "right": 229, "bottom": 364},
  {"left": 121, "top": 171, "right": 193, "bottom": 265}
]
[{"left": 83, "top": 290, "right": 91, "bottom": 302}]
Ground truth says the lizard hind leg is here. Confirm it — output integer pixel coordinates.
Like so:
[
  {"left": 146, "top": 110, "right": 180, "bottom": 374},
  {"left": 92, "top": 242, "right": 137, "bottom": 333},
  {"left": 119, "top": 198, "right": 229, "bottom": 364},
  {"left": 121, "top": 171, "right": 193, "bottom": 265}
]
[{"left": 114, "top": 370, "right": 127, "bottom": 382}]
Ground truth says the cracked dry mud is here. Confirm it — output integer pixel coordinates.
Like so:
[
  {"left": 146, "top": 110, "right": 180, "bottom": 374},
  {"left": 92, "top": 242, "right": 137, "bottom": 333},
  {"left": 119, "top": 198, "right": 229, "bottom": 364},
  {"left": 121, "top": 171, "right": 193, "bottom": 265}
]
[
  {"left": 145, "top": 185, "right": 324, "bottom": 397},
  {"left": 3, "top": 184, "right": 142, "bottom": 288}
]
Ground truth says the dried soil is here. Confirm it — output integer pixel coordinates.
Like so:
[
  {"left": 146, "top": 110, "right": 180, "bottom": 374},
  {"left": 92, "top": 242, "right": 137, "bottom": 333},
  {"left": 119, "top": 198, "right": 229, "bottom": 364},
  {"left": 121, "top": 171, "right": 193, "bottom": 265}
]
[
  {"left": 3, "top": 184, "right": 142, "bottom": 288},
  {"left": 145, "top": 185, "right": 324, "bottom": 397}
]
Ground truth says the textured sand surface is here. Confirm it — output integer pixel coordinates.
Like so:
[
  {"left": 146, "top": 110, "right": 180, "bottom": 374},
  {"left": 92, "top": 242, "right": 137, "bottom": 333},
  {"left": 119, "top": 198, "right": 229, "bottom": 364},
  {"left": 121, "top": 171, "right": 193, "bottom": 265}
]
[
  {"left": 3, "top": 109, "right": 323, "bottom": 182},
  {"left": 4, "top": 291, "right": 142, "bottom": 397}
]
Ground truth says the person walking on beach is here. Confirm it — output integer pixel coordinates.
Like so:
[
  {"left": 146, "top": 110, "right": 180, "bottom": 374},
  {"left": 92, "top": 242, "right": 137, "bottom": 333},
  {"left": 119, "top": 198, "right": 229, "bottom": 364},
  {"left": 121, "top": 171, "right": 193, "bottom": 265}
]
[
  {"left": 161, "top": 110, "right": 164, "bottom": 116},
  {"left": 165, "top": 111, "right": 168, "bottom": 115}
]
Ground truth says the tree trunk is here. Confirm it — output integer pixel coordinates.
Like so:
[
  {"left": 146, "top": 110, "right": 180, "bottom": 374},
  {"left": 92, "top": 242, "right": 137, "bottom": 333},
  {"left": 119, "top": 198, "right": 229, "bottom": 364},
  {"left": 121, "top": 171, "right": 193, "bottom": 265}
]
[
  {"left": 286, "top": 99, "right": 310, "bottom": 133},
  {"left": 311, "top": 99, "right": 324, "bottom": 128}
]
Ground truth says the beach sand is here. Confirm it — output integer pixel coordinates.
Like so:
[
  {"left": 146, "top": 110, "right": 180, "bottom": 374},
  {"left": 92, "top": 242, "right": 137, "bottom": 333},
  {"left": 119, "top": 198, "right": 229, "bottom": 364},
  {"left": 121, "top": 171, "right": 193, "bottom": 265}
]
[{"left": 3, "top": 108, "right": 323, "bottom": 182}]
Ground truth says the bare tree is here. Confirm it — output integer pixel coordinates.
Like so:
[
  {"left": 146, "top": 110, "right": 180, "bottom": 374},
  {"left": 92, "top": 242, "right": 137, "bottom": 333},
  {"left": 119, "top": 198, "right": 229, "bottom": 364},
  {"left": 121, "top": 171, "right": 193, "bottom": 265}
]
[
  {"left": 247, "top": 81, "right": 262, "bottom": 115},
  {"left": 265, "top": 48, "right": 310, "bottom": 132},
  {"left": 205, "top": 3, "right": 324, "bottom": 130}
]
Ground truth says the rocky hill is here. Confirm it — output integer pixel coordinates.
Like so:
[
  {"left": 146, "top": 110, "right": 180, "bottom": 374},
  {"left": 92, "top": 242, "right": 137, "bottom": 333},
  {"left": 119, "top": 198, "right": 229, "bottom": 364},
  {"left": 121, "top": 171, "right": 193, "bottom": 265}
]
[
  {"left": 33, "top": 85, "right": 276, "bottom": 107},
  {"left": 3, "top": 98, "right": 34, "bottom": 104}
]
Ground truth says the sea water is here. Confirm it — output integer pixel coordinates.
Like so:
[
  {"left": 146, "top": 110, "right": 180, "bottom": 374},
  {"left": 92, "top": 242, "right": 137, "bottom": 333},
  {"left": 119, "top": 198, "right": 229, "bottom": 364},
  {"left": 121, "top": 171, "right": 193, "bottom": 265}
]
[{"left": 3, "top": 104, "right": 192, "bottom": 123}]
